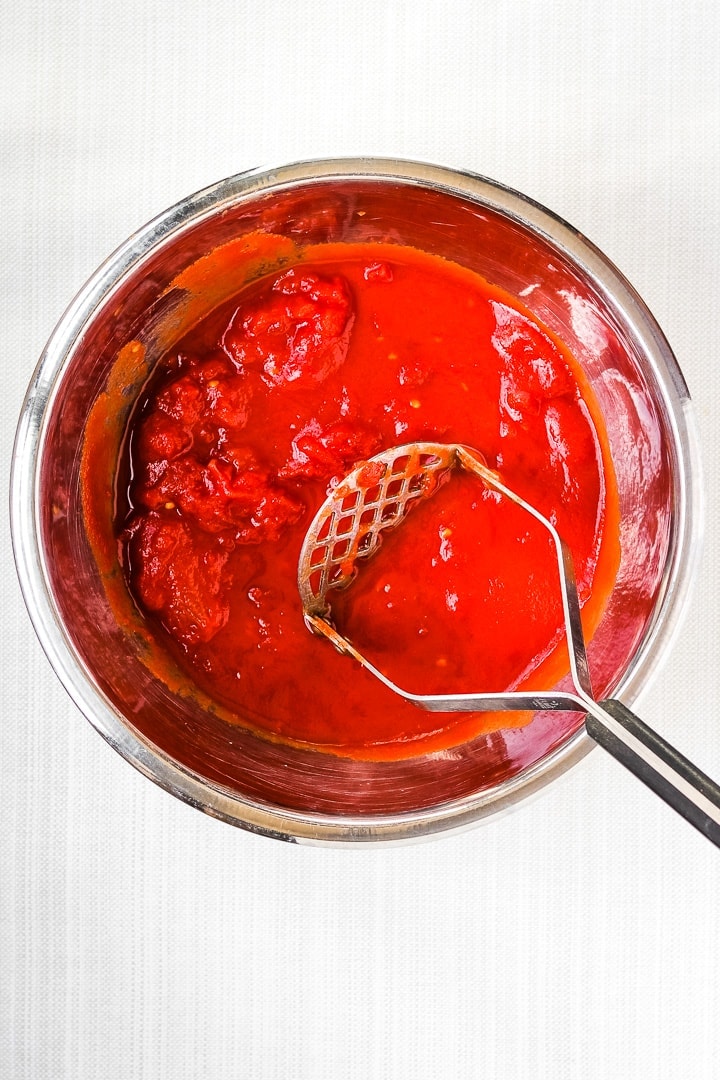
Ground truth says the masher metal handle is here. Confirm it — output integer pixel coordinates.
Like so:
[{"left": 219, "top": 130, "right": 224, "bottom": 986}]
[
  {"left": 585, "top": 698, "right": 720, "bottom": 847},
  {"left": 305, "top": 613, "right": 720, "bottom": 846}
]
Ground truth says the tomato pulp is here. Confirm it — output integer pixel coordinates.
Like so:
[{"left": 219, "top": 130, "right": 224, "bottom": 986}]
[{"left": 117, "top": 240, "right": 619, "bottom": 758}]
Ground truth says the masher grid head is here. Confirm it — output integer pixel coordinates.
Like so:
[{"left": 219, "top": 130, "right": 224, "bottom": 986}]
[{"left": 298, "top": 443, "right": 458, "bottom": 616}]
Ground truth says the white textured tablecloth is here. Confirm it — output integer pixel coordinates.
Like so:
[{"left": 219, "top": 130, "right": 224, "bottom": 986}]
[{"left": 3, "top": 2, "right": 720, "bottom": 1077}]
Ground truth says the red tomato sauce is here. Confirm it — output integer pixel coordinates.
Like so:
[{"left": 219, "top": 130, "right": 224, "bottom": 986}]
[{"left": 116, "top": 241, "right": 619, "bottom": 758}]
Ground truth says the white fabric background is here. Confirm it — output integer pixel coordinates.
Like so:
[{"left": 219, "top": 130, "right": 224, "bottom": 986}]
[{"left": 2, "top": 1, "right": 720, "bottom": 1077}]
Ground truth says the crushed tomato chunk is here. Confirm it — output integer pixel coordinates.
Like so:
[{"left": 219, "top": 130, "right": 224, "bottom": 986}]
[{"left": 221, "top": 268, "right": 353, "bottom": 386}]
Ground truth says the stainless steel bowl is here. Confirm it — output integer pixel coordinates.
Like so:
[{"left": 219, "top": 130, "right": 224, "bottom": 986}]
[{"left": 10, "top": 159, "right": 702, "bottom": 842}]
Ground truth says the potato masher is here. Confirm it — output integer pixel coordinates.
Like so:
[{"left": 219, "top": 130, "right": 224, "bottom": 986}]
[{"left": 298, "top": 442, "right": 720, "bottom": 847}]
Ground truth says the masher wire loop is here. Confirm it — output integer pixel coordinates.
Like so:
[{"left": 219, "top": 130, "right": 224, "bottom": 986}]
[{"left": 298, "top": 442, "right": 720, "bottom": 847}]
